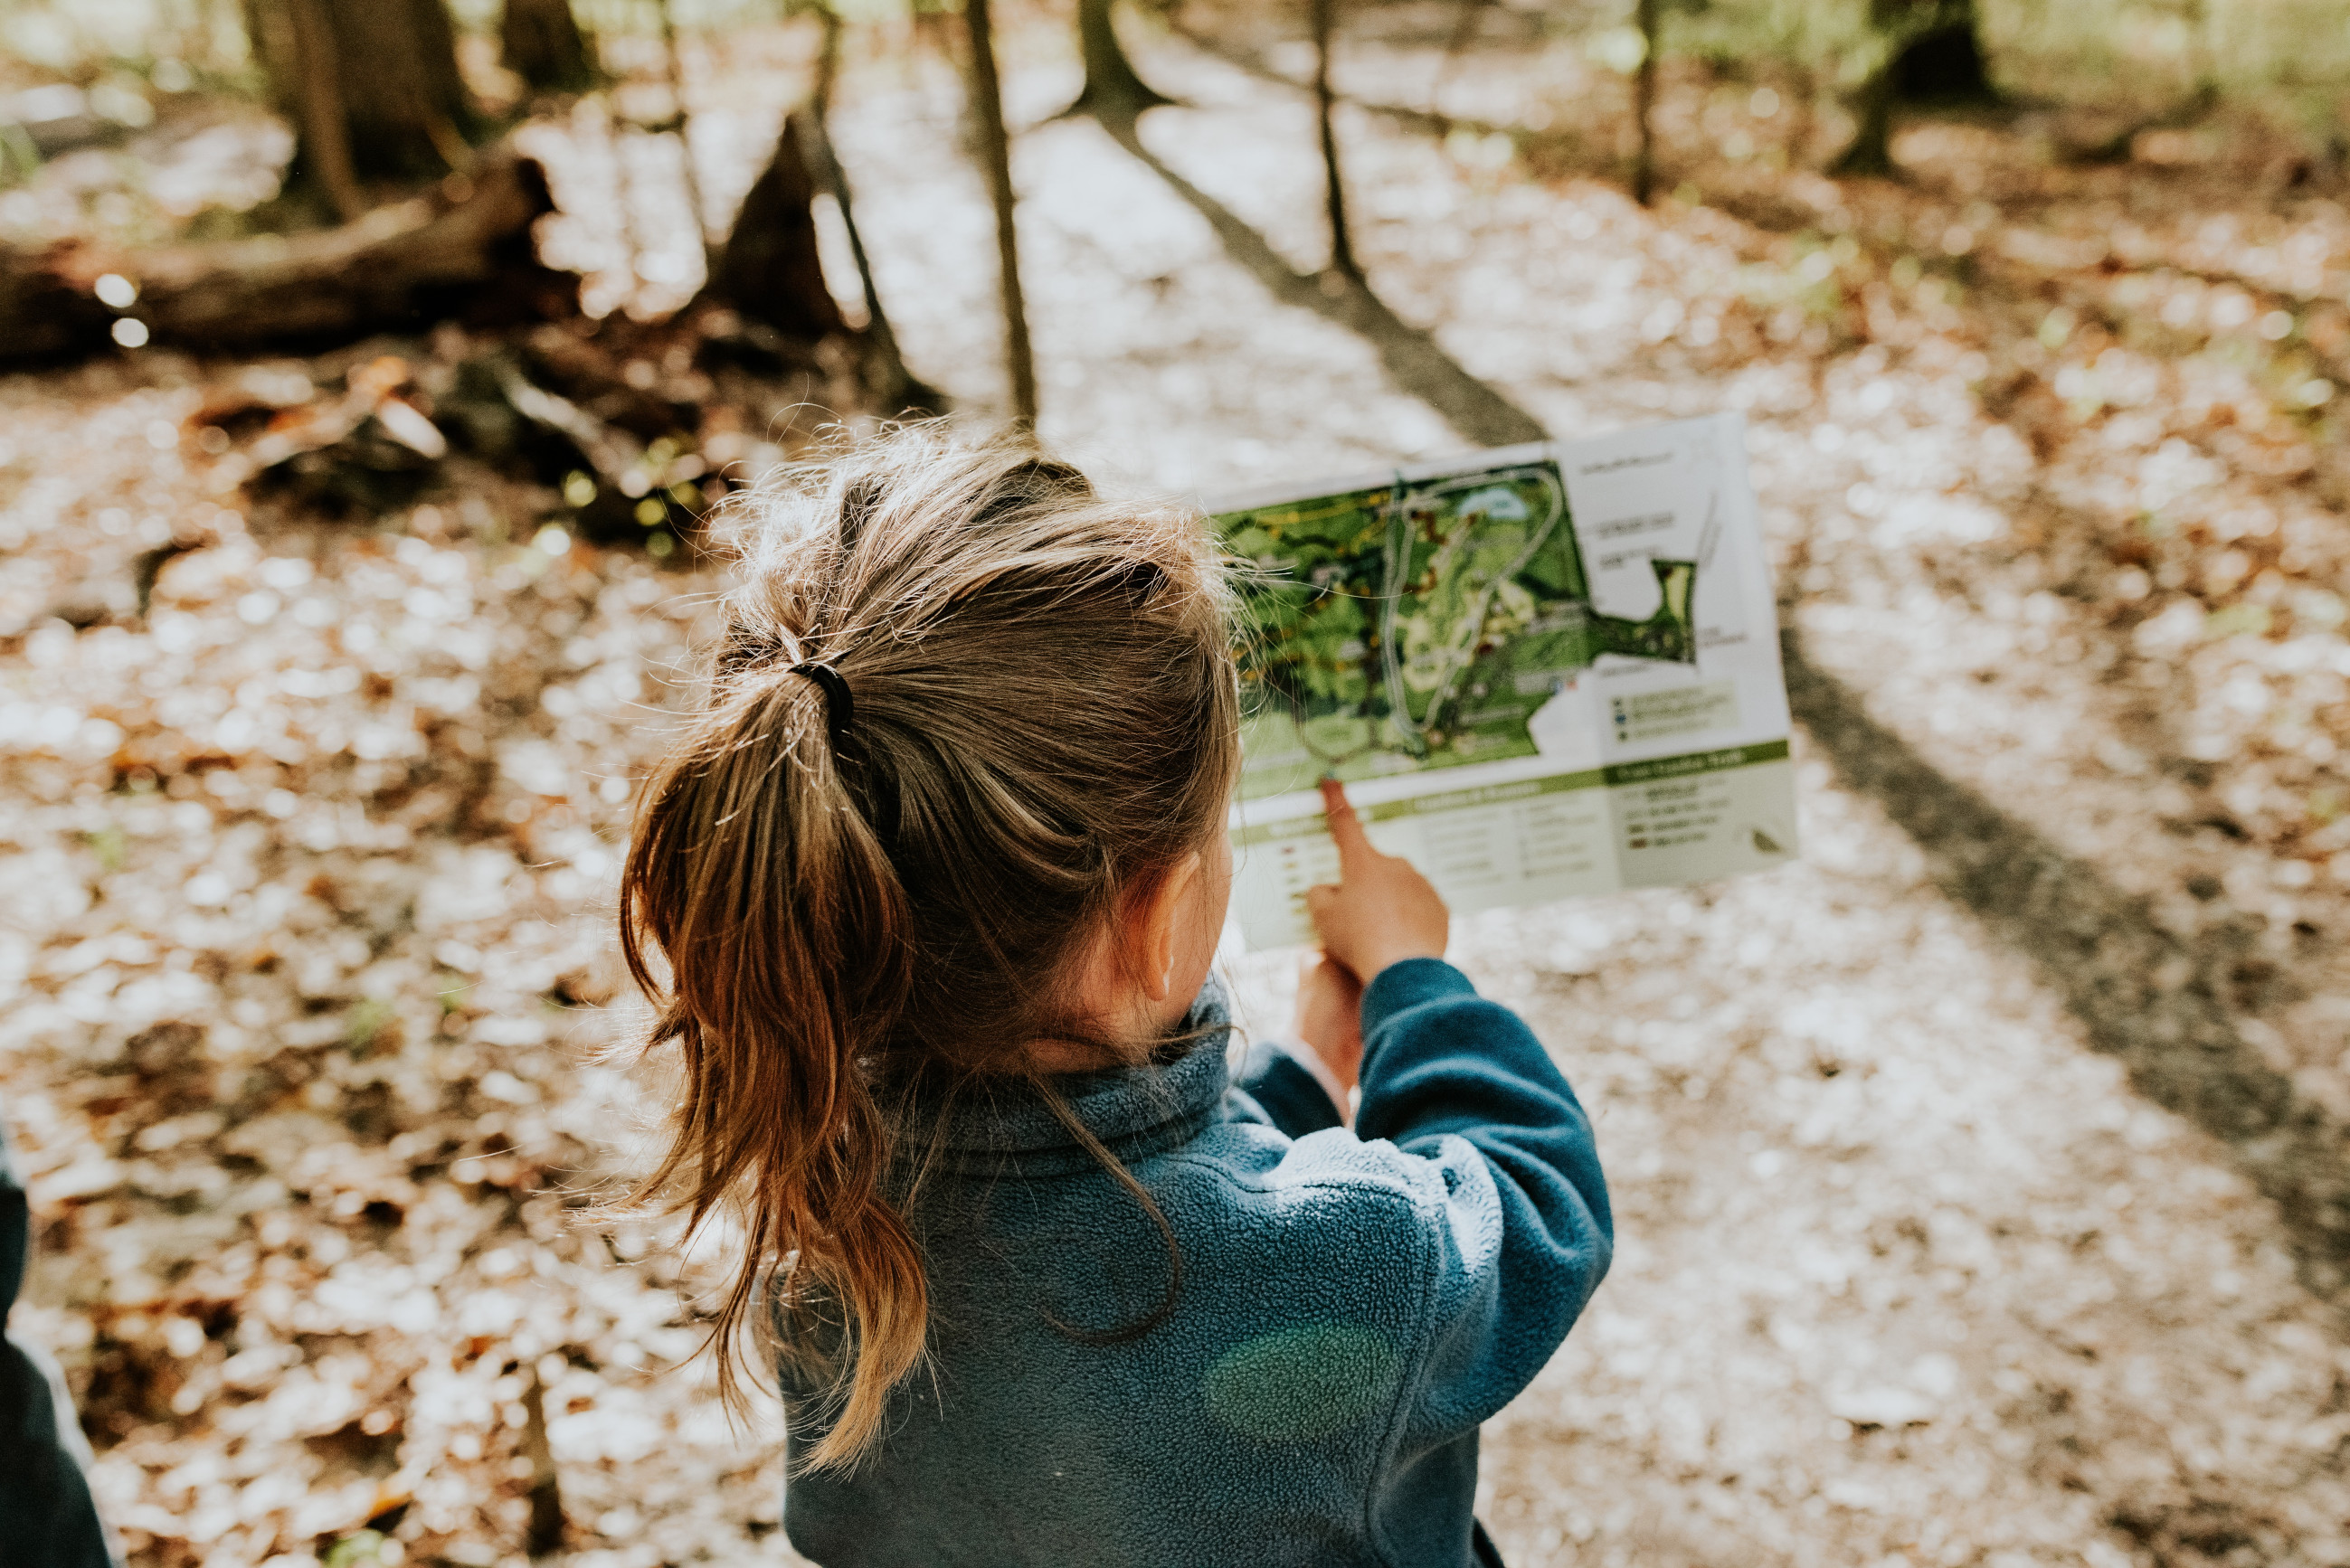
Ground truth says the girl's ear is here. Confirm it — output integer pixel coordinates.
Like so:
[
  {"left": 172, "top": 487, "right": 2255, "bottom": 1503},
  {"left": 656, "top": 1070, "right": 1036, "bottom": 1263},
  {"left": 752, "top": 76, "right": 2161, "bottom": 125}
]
[{"left": 1135, "top": 852, "right": 1203, "bottom": 1004}]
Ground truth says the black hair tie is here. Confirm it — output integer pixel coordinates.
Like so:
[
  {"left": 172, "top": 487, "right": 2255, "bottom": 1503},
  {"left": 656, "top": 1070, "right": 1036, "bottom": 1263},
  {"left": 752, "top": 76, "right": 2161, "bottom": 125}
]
[{"left": 791, "top": 662, "right": 855, "bottom": 750}]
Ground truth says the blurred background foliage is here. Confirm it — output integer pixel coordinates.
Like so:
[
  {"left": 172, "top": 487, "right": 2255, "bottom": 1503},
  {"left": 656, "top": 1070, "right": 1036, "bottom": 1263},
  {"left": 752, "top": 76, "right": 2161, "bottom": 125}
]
[{"left": 5, "top": 0, "right": 2348, "bottom": 160}]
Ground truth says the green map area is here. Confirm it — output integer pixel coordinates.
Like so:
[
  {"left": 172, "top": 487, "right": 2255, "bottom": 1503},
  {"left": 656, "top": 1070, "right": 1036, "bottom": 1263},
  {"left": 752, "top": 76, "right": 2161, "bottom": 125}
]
[{"left": 1218, "top": 458, "right": 1699, "bottom": 800}]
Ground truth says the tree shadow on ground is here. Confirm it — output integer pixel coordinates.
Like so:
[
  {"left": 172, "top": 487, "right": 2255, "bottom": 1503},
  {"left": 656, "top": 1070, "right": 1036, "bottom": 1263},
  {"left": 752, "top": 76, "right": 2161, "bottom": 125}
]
[
  {"left": 1783, "top": 630, "right": 2350, "bottom": 1303},
  {"left": 1085, "top": 112, "right": 1548, "bottom": 448}
]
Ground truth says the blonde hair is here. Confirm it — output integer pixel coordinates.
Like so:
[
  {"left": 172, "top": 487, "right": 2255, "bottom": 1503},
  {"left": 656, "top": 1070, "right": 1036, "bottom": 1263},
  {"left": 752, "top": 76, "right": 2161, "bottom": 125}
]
[{"left": 617, "top": 426, "right": 1241, "bottom": 1471}]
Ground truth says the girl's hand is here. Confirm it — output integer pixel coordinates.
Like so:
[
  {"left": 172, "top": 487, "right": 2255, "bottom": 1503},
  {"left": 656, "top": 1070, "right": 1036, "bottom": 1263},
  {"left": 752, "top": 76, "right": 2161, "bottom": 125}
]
[
  {"left": 1292, "top": 951, "right": 1364, "bottom": 1100},
  {"left": 1303, "top": 779, "right": 1449, "bottom": 981}
]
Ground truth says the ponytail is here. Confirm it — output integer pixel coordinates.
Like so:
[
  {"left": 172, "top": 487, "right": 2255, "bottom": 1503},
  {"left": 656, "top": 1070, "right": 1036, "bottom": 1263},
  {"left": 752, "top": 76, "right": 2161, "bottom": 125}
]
[
  {"left": 619, "top": 666, "right": 924, "bottom": 1470},
  {"left": 613, "top": 426, "right": 1243, "bottom": 1473}
]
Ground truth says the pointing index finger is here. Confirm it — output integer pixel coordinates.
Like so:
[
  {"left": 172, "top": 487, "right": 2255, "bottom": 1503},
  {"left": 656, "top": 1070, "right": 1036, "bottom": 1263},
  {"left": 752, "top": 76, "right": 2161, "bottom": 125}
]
[{"left": 1318, "top": 777, "right": 1374, "bottom": 870}]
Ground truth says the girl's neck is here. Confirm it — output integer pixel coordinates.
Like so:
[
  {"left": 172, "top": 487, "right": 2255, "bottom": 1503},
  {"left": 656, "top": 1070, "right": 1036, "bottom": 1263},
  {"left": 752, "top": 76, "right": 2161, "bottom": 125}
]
[{"left": 1023, "top": 1038, "right": 1119, "bottom": 1074}]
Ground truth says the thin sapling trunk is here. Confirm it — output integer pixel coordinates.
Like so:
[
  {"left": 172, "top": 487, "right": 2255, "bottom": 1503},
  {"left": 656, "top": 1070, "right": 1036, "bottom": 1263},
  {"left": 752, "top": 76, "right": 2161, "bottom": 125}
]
[
  {"left": 962, "top": 0, "right": 1038, "bottom": 422},
  {"left": 653, "top": 0, "right": 712, "bottom": 249},
  {"left": 1632, "top": 0, "right": 1660, "bottom": 203},
  {"left": 809, "top": 2, "right": 942, "bottom": 413}
]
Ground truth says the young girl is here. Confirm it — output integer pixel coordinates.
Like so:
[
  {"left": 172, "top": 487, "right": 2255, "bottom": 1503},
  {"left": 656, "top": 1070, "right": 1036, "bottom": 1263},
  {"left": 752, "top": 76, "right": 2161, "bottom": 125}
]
[{"left": 619, "top": 429, "right": 1611, "bottom": 1567}]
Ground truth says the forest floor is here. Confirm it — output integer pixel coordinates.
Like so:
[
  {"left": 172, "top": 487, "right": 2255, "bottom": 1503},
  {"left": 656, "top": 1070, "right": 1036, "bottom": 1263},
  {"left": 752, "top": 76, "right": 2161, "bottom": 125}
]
[{"left": 5, "top": 13, "right": 2350, "bottom": 1568}]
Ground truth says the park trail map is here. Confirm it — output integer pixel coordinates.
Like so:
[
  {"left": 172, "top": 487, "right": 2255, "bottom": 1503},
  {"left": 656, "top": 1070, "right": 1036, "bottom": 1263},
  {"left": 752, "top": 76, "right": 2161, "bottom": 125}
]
[{"left": 1215, "top": 413, "right": 1799, "bottom": 949}]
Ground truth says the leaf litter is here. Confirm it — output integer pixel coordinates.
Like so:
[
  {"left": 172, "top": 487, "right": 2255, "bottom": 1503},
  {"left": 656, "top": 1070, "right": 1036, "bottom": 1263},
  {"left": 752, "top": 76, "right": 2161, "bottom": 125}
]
[{"left": 5, "top": 13, "right": 2350, "bottom": 1568}]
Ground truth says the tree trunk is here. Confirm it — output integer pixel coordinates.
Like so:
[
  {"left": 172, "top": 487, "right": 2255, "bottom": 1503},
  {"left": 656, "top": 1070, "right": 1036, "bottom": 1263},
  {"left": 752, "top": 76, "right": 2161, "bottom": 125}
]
[
  {"left": 700, "top": 115, "right": 845, "bottom": 345},
  {"left": 963, "top": 0, "right": 1038, "bottom": 423},
  {"left": 285, "top": 0, "right": 368, "bottom": 221},
  {"left": 1890, "top": 0, "right": 1996, "bottom": 106},
  {"left": 1310, "top": 0, "right": 1355, "bottom": 278},
  {"left": 1631, "top": 0, "right": 1660, "bottom": 203},
  {"left": 249, "top": 0, "right": 478, "bottom": 202},
  {"left": 1061, "top": 0, "right": 1174, "bottom": 128},
  {"left": 1832, "top": 59, "right": 1898, "bottom": 176},
  {"left": 0, "top": 148, "right": 574, "bottom": 363},
  {"left": 501, "top": 0, "right": 594, "bottom": 94},
  {"left": 1834, "top": 0, "right": 1995, "bottom": 177}
]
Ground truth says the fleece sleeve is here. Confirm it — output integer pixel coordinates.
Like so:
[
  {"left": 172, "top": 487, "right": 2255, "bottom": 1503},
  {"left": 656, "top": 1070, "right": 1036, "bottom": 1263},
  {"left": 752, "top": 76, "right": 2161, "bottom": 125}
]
[
  {"left": 1352, "top": 959, "right": 1613, "bottom": 1448},
  {"left": 1230, "top": 1039, "right": 1347, "bottom": 1138}
]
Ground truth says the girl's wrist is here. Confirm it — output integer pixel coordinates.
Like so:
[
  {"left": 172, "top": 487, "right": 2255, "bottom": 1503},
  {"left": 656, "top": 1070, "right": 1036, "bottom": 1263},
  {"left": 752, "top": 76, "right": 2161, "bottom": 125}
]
[
  {"left": 1283, "top": 1038, "right": 1355, "bottom": 1121},
  {"left": 1360, "top": 948, "right": 1445, "bottom": 984}
]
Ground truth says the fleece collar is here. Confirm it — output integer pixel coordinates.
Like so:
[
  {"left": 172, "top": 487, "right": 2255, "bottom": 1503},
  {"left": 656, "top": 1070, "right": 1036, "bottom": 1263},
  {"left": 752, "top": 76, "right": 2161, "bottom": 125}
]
[{"left": 889, "top": 977, "right": 1235, "bottom": 1177}]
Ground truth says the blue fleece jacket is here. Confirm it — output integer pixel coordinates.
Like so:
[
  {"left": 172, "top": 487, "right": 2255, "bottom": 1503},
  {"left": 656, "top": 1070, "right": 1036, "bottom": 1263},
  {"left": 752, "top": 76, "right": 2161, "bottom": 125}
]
[{"left": 780, "top": 959, "right": 1613, "bottom": 1567}]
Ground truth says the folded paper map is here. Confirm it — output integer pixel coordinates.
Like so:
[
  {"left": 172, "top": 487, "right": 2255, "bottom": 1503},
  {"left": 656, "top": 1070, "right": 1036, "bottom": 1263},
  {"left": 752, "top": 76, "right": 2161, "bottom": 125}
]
[{"left": 1217, "top": 412, "right": 1797, "bottom": 949}]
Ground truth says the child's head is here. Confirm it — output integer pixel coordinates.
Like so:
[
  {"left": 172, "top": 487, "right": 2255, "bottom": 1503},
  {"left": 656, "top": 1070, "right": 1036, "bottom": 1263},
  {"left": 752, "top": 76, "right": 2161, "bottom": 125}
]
[{"left": 618, "top": 426, "right": 1239, "bottom": 1468}]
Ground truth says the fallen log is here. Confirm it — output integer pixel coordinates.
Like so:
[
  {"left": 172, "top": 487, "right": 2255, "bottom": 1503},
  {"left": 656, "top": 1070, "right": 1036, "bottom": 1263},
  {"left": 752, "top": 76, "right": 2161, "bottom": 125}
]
[
  {"left": 4, "top": 110, "right": 888, "bottom": 568},
  {"left": 0, "top": 146, "right": 575, "bottom": 365}
]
